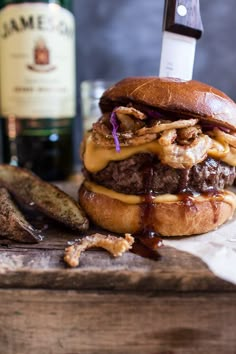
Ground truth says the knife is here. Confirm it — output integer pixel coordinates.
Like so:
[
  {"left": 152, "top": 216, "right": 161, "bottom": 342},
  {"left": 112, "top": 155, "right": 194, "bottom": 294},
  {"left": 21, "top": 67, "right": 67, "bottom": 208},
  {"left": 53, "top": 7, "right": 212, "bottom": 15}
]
[{"left": 159, "top": 0, "right": 203, "bottom": 80}]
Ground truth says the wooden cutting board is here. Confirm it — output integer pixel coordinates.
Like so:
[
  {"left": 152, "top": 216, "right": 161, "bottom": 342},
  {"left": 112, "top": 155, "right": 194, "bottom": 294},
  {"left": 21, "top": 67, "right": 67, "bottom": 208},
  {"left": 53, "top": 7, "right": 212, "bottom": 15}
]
[{"left": 0, "top": 180, "right": 235, "bottom": 354}]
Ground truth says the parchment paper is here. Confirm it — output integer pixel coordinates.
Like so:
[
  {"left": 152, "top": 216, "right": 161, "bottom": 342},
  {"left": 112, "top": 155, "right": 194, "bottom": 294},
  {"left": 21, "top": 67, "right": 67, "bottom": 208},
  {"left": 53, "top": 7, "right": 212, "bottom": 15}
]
[{"left": 164, "top": 206, "right": 236, "bottom": 285}]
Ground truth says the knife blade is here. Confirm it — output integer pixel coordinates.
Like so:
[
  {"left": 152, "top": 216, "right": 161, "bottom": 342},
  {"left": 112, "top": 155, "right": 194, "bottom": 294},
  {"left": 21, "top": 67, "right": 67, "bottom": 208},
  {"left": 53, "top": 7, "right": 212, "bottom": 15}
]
[{"left": 159, "top": 0, "right": 203, "bottom": 80}]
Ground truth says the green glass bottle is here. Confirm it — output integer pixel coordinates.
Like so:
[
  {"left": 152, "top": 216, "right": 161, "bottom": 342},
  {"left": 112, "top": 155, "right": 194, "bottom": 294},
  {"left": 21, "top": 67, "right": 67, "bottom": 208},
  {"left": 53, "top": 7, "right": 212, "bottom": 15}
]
[{"left": 0, "top": 0, "right": 76, "bottom": 180}]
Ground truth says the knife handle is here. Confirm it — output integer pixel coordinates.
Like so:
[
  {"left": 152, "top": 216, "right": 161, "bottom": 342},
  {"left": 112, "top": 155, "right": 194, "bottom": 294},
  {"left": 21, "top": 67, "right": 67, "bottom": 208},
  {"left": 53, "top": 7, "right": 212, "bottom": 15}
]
[{"left": 163, "top": 0, "right": 203, "bottom": 39}]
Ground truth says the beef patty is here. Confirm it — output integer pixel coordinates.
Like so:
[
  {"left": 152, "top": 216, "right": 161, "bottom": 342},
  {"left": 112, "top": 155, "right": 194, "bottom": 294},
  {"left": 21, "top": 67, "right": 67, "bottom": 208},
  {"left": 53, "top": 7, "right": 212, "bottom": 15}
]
[{"left": 83, "top": 154, "right": 236, "bottom": 195}]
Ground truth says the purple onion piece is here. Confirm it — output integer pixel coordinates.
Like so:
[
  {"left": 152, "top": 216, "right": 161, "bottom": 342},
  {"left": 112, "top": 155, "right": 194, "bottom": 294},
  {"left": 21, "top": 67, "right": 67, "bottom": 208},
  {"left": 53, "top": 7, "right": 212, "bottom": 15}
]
[
  {"left": 147, "top": 110, "right": 163, "bottom": 119},
  {"left": 141, "top": 108, "right": 163, "bottom": 119},
  {"left": 218, "top": 126, "right": 231, "bottom": 133},
  {"left": 202, "top": 123, "right": 231, "bottom": 133},
  {"left": 110, "top": 109, "right": 121, "bottom": 152}
]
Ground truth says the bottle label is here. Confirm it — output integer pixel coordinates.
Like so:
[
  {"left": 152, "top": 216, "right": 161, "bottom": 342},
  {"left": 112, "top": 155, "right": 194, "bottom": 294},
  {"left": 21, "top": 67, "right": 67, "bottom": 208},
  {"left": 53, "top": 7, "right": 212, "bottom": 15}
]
[{"left": 0, "top": 3, "right": 76, "bottom": 119}]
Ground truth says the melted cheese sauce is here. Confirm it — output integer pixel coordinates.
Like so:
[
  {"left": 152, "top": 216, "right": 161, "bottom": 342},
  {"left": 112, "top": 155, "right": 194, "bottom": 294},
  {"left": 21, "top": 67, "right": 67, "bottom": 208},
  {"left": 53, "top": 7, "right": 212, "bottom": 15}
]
[
  {"left": 84, "top": 134, "right": 162, "bottom": 173},
  {"left": 84, "top": 180, "right": 236, "bottom": 210},
  {"left": 221, "top": 146, "right": 236, "bottom": 166},
  {"left": 83, "top": 133, "right": 236, "bottom": 173}
]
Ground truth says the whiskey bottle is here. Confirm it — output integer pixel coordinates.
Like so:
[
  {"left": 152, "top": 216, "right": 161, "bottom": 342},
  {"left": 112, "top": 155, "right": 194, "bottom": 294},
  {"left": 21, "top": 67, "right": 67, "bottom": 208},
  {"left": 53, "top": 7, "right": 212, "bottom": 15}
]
[{"left": 0, "top": 0, "right": 76, "bottom": 180}]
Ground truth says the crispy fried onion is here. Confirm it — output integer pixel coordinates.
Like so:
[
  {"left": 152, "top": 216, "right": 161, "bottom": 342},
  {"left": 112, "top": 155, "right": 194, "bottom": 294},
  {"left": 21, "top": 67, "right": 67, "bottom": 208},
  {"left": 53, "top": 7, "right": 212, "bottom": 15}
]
[
  {"left": 92, "top": 131, "right": 157, "bottom": 147},
  {"left": 137, "top": 118, "right": 199, "bottom": 136},
  {"left": 114, "top": 106, "right": 146, "bottom": 133},
  {"left": 159, "top": 134, "right": 212, "bottom": 168},
  {"left": 115, "top": 106, "right": 147, "bottom": 120},
  {"left": 213, "top": 127, "right": 236, "bottom": 148},
  {"left": 92, "top": 108, "right": 153, "bottom": 146},
  {"left": 159, "top": 129, "right": 177, "bottom": 146},
  {"left": 177, "top": 125, "right": 202, "bottom": 145},
  {"left": 64, "top": 233, "right": 134, "bottom": 267},
  {"left": 92, "top": 118, "right": 200, "bottom": 148}
]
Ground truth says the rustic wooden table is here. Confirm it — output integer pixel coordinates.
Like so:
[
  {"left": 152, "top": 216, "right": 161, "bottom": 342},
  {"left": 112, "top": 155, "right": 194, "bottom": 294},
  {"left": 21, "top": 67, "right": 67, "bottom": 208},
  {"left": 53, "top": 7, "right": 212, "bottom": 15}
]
[{"left": 0, "top": 181, "right": 235, "bottom": 354}]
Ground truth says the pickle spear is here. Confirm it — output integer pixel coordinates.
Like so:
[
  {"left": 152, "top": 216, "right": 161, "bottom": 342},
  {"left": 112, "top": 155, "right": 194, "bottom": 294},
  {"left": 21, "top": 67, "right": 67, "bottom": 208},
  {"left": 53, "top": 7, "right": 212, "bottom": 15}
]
[
  {"left": 0, "top": 187, "right": 42, "bottom": 243},
  {"left": 0, "top": 165, "right": 89, "bottom": 232}
]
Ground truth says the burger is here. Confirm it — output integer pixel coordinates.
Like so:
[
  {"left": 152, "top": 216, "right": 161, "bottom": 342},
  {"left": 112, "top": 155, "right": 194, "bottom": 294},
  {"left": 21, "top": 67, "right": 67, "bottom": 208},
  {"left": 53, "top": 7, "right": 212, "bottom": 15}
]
[{"left": 79, "top": 77, "right": 236, "bottom": 237}]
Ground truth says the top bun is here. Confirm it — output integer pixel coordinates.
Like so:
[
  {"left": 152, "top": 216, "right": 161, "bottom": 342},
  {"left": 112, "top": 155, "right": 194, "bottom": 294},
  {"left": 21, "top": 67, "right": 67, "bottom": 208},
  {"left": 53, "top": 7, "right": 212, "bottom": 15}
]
[{"left": 100, "top": 77, "right": 236, "bottom": 131}]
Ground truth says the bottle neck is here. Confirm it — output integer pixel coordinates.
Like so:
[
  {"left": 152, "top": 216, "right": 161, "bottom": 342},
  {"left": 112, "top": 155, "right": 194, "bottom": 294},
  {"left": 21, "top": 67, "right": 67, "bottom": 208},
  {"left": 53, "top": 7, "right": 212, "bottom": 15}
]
[{"left": 0, "top": 1, "right": 73, "bottom": 11}]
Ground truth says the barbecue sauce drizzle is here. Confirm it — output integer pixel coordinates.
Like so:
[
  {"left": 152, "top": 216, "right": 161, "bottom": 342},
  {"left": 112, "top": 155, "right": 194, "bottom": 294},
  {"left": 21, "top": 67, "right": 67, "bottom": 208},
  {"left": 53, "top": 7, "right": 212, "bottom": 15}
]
[
  {"left": 178, "top": 168, "right": 222, "bottom": 223},
  {"left": 131, "top": 160, "right": 224, "bottom": 260},
  {"left": 131, "top": 158, "right": 163, "bottom": 260},
  {"left": 204, "top": 189, "right": 223, "bottom": 224}
]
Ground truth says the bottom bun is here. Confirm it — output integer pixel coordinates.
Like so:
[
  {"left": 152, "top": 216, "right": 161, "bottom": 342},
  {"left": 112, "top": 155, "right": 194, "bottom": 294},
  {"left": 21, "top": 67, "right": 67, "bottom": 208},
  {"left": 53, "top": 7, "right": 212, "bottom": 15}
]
[{"left": 79, "top": 182, "right": 236, "bottom": 236}]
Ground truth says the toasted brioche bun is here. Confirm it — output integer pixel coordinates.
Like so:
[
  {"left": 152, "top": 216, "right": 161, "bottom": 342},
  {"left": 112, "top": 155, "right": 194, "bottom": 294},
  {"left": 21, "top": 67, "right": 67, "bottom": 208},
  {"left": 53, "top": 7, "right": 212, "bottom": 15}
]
[
  {"left": 79, "top": 183, "right": 236, "bottom": 236},
  {"left": 100, "top": 77, "right": 236, "bottom": 131}
]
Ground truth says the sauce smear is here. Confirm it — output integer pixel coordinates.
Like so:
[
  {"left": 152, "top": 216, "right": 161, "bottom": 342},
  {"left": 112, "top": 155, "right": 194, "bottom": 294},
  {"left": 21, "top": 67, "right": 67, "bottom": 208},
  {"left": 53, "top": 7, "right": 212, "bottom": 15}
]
[
  {"left": 131, "top": 159, "right": 163, "bottom": 260},
  {"left": 131, "top": 238, "right": 162, "bottom": 261}
]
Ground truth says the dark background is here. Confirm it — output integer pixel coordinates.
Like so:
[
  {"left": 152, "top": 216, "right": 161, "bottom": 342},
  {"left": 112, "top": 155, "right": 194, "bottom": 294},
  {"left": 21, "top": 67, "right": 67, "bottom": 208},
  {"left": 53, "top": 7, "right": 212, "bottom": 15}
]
[
  {"left": 74, "top": 0, "right": 236, "bottom": 149},
  {"left": 75, "top": 0, "right": 236, "bottom": 94}
]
